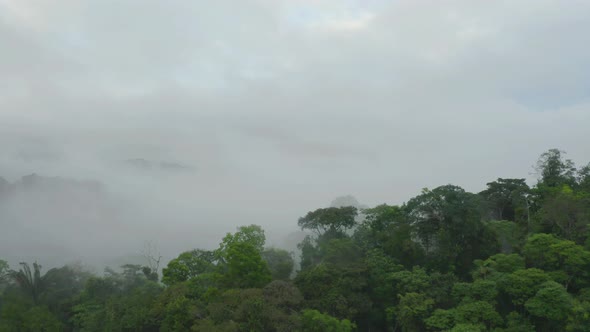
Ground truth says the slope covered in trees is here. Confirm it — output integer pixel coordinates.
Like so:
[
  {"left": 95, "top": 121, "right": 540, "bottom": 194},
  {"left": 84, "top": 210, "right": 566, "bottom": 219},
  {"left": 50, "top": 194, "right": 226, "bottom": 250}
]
[{"left": 1, "top": 149, "right": 590, "bottom": 331}]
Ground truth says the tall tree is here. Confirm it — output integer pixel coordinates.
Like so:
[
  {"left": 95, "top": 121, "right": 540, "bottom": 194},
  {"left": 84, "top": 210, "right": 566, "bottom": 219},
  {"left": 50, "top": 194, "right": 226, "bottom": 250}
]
[
  {"left": 535, "top": 187, "right": 590, "bottom": 243},
  {"left": 480, "top": 178, "right": 530, "bottom": 222},
  {"left": 360, "top": 205, "right": 424, "bottom": 268},
  {"left": 393, "top": 292, "right": 434, "bottom": 332},
  {"left": 525, "top": 281, "right": 572, "bottom": 330},
  {"left": 222, "top": 241, "right": 272, "bottom": 289},
  {"left": 216, "top": 225, "right": 272, "bottom": 289},
  {"left": 11, "top": 262, "right": 44, "bottom": 305},
  {"left": 406, "top": 185, "right": 497, "bottom": 275},
  {"left": 218, "top": 224, "right": 266, "bottom": 256},
  {"left": 298, "top": 206, "right": 358, "bottom": 237},
  {"left": 523, "top": 233, "right": 590, "bottom": 291},
  {"left": 0, "top": 259, "right": 9, "bottom": 285},
  {"left": 262, "top": 248, "right": 294, "bottom": 280},
  {"left": 578, "top": 163, "right": 590, "bottom": 193},
  {"left": 161, "top": 249, "right": 216, "bottom": 286},
  {"left": 536, "top": 149, "right": 577, "bottom": 188}
]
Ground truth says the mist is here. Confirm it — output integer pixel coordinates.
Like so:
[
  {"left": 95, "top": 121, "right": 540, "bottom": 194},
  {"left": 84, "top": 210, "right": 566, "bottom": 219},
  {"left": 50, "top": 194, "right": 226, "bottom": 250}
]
[{"left": 2, "top": 0, "right": 590, "bottom": 270}]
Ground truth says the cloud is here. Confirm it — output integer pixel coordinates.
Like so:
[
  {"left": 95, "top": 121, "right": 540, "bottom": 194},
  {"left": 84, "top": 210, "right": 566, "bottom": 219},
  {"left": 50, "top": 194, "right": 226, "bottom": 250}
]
[{"left": 0, "top": 0, "right": 589, "bottom": 266}]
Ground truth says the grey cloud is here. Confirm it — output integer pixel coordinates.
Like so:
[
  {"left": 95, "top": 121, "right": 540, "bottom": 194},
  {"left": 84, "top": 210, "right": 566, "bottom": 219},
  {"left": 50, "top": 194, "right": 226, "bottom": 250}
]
[
  {"left": 1, "top": 0, "right": 589, "bottom": 268},
  {"left": 237, "top": 125, "right": 377, "bottom": 161}
]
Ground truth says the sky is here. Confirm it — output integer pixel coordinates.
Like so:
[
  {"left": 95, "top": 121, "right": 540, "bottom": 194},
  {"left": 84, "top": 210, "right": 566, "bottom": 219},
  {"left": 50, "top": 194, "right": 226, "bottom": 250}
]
[{"left": 1, "top": 0, "right": 590, "bottom": 267}]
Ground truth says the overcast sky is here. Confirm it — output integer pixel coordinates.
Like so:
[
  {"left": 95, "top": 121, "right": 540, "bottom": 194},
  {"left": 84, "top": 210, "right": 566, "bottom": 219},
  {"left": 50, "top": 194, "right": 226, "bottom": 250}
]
[{"left": 1, "top": 0, "right": 590, "bottom": 265}]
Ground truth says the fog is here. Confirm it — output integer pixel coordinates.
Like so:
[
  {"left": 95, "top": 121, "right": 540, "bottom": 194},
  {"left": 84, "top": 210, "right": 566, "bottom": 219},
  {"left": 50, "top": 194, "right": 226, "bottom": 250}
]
[{"left": 1, "top": 0, "right": 590, "bottom": 270}]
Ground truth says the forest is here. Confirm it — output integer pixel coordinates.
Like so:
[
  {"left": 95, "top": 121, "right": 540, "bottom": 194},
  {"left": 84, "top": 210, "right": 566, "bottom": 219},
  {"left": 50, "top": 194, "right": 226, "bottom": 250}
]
[{"left": 1, "top": 148, "right": 590, "bottom": 332}]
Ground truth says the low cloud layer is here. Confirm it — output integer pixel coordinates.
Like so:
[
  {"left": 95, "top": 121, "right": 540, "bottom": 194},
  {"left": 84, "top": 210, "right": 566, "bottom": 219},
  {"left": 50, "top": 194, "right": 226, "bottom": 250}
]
[{"left": 1, "top": 0, "right": 589, "bottom": 268}]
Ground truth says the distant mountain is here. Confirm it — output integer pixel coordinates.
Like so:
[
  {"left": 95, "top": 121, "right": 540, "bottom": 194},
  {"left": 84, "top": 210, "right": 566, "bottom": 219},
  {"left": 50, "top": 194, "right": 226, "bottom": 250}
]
[
  {"left": 125, "top": 158, "right": 196, "bottom": 173},
  {"left": 0, "top": 173, "right": 103, "bottom": 196}
]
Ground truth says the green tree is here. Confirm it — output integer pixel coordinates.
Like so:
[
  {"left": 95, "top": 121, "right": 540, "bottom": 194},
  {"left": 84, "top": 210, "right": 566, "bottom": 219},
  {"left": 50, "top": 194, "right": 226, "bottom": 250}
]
[
  {"left": 23, "top": 306, "right": 63, "bottom": 332},
  {"left": 536, "top": 149, "right": 577, "bottom": 188},
  {"left": 486, "top": 220, "right": 526, "bottom": 254},
  {"left": 499, "top": 268, "right": 550, "bottom": 306},
  {"left": 298, "top": 235, "right": 321, "bottom": 270},
  {"left": 499, "top": 311, "right": 536, "bottom": 332},
  {"left": 209, "top": 225, "right": 273, "bottom": 289},
  {"left": 149, "top": 282, "right": 201, "bottom": 332},
  {"left": 480, "top": 178, "right": 530, "bottom": 222},
  {"left": 218, "top": 224, "right": 266, "bottom": 255},
  {"left": 453, "top": 301, "right": 503, "bottom": 329},
  {"left": 452, "top": 280, "right": 498, "bottom": 304},
  {"left": 450, "top": 323, "right": 485, "bottom": 332},
  {"left": 295, "top": 262, "right": 370, "bottom": 322},
  {"left": 223, "top": 241, "right": 272, "bottom": 289},
  {"left": 263, "top": 280, "right": 303, "bottom": 311},
  {"left": 162, "top": 249, "right": 215, "bottom": 286},
  {"left": 426, "top": 309, "right": 456, "bottom": 331},
  {"left": 389, "top": 267, "right": 430, "bottom": 295},
  {"left": 262, "top": 248, "right": 294, "bottom": 280},
  {"left": 363, "top": 204, "right": 405, "bottom": 233},
  {"left": 425, "top": 301, "right": 503, "bottom": 331},
  {"left": 578, "top": 163, "right": 590, "bottom": 192},
  {"left": 392, "top": 292, "right": 434, "bottom": 332},
  {"left": 0, "top": 260, "right": 8, "bottom": 282},
  {"left": 525, "top": 281, "right": 572, "bottom": 330},
  {"left": 361, "top": 204, "right": 424, "bottom": 268},
  {"left": 567, "top": 295, "right": 590, "bottom": 332},
  {"left": 71, "top": 264, "right": 162, "bottom": 331},
  {"left": 0, "top": 260, "right": 9, "bottom": 294},
  {"left": 472, "top": 253, "right": 525, "bottom": 281},
  {"left": 363, "top": 249, "right": 404, "bottom": 328},
  {"left": 300, "top": 309, "right": 355, "bottom": 332},
  {"left": 298, "top": 206, "right": 358, "bottom": 237},
  {"left": 39, "top": 264, "right": 92, "bottom": 328},
  {"left": 523, "top": 234, "right": 590, "bottom": 291},
  {"left": 534, "top": 187, "right": 590, "bottom": 243},
  {"left": 11, "top": 262, "right": 44, "bottom": 305},
  {"left": 406, "top": 185, "right": 498, "bottom": 276},
  {"left": 203, "top": 286, "right": 302, "bottom": 332},
  {"left": 160, "top": 294, "right": 199, "bottom": 331}
]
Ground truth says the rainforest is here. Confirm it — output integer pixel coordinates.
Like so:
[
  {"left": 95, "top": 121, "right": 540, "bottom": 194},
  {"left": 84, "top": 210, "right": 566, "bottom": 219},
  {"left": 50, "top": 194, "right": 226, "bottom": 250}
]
[{"left": 1, "top": 149, "right": 590, "bottom": 331}]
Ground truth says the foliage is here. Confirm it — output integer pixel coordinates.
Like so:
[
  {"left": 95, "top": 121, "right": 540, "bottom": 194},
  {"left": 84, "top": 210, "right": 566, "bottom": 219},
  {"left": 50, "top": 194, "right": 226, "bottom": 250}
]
[
  {"left": 222, "top": 241, "right": 272, "bottom": 289},
  {"left": 480, "top": 178, "right": 530, "bottom": 222},
  {"left": 0, "top": 261, "right": 8, "bottom": 283},
  {"left": 534, "top": 188, "right": 590, "bottom": 243},
  {"left": 0, "top": 149, "right": 589, "bottom": 331},
  {"left": 162, "top": 249, "right": 215, "bottom": 286},
  {"left": 536, "top": 149, "right": 577, "bottom": 188},
  {"left": 486, "top": 220, "right": 525, "bottom": 253},
  {"left": 11, "top": 262, "right": 44, "bottom": 305},
  {"left": 499, "top": 268, "right": 551, "bottom": 306},
  {"left": 218, "top": 224, "right": 266, "bottom": 255},
  {"left": 406, "top": 185, "right": 498, "bottom": 276},
  {"left": 393, "top": 292, "right": 434, "bottom": 331},
  {"left": 298, "top": 206, "right": 358, "bottom": 236},
  {"left": 262, "top": 248, "right": 294, "bottom": 280},
  {"left": 525, "top": 281, "right": 571, "bottom": 322},
  {"left": 300, "top": 309, "right": 355, "bottom": 332},
  {"left": 523, "top": 233, "right": 590, "bottom": 291}
]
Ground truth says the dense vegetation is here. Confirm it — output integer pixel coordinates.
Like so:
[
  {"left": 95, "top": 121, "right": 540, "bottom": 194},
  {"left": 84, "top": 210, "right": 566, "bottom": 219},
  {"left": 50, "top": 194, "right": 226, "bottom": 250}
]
[{"left": 1, "top": 148, "right": 590, "bottom": 331}]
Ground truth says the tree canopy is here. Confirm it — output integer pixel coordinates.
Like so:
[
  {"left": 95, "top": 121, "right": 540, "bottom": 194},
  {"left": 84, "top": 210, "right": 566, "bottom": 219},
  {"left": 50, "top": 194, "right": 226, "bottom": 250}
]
[{"left": 2, "top": 148, "right": 590, "bottom": 331}]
